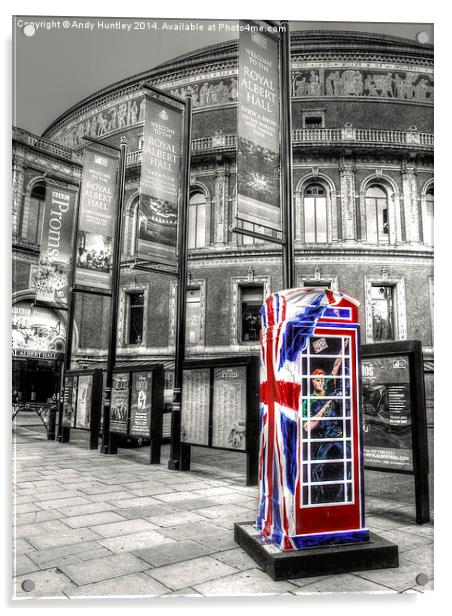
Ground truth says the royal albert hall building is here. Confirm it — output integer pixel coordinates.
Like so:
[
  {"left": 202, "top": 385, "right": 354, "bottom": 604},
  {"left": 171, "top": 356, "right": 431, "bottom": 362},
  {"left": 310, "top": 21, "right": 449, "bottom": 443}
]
[{"left": 12, "top": 30, "right": 434, "bottom": 422}]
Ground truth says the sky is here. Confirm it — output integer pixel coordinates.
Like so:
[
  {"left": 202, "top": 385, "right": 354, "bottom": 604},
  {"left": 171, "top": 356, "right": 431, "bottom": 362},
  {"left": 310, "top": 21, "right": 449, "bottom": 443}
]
[{"left": 12, "top": 17, "right": 433, "bottom": 136}]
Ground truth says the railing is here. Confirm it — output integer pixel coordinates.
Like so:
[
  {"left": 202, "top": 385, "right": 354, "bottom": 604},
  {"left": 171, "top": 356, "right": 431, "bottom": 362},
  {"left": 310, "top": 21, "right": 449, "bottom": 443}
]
[
  {"left": 292, "top": 127, "right": 434, "bottom": 148},
  {"left": 12, "top": 126, "right": 83, "bottom": 163}
]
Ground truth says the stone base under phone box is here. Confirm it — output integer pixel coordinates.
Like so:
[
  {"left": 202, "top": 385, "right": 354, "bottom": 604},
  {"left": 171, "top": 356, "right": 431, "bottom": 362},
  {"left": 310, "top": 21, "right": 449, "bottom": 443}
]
[{"left": 234, "top": 522, "right": 399, "bottom": 581}]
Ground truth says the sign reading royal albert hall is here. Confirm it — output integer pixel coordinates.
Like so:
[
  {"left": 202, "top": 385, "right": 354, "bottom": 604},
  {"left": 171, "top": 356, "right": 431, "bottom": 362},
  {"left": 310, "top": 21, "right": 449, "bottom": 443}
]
[
  {"left": 236, "top": 21, "right": 281, "bottom": 235},
  {"left": 138, "top": 95, "right": 183, "bottom": 268},
  {"left": 35, "top": 184, "right": 77, "bottom": 307},
  {"left": 75, "top": 147, "right": 118, "bottom": 291}
]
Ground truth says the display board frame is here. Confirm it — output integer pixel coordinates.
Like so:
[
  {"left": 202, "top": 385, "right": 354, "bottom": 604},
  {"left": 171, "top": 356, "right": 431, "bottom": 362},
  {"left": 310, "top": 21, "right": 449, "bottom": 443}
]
[
  {"left": 361, "top": 340, "right": 430, "bottom": 524},
  {"left": 108, "top": 363, "right": 164, "bottom": 464},
  {"left": 61, "top": 368, "right": 103, "bottom": 449},
  {"left": 180, "top": 356, "right": 259, "bottom": 485}
]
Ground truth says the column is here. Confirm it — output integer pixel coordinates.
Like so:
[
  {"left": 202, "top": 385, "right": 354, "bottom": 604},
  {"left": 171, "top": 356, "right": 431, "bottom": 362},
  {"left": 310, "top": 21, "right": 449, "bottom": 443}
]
[
  {"left": 12, "top": 158, "right": 25, "bottom": 236},
  {"left": 401, "top": 162, "right": 421, "bottom": 243},
  {"left": 214, "top": 168, "right": 229, "bottom": 245},
  {"left": 339, "top": 158, "right": 357, "bottom": 241}
]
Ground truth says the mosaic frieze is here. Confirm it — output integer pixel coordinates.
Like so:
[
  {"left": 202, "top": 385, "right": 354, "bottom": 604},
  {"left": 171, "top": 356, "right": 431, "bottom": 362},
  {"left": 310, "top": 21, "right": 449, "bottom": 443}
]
[
  {"left": 292, "top": 69, "right": 433, "bottom": 101},
  {"left": 54, "top": 96, "right": 146, "bottom": 149},
  {"left": 168, "top": 76, "right": 238, "bottom": 107}
]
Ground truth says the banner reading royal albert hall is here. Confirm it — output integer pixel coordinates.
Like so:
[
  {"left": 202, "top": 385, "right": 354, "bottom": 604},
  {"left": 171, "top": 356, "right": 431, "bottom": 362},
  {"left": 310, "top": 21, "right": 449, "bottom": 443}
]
[
  {"left": 75, "top": 147, "right": 118, "bottom": 291},
  {"left": 236, "top": 21, "right": 281, "bottom": 236},
  {"left": 34, "top": 183, "right": 78, "bottom": 308},
  {"left": 137, "top": 95, "right": 183, "bottom": 268}
]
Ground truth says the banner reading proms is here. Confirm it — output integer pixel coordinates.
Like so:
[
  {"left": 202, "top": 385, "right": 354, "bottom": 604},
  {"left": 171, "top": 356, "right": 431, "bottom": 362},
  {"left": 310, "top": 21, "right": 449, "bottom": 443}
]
[
  {"left": 236, "top": 21, "right": 281, "bottom": 235},
  {"left": 75, "top": 147, "right": 118, "bottom": 291},
  {"left": 137, "top": 95, "right": 183, "bottom": 268},
  {"left": 35, "top": 183, "right": 77, "bottom": 307}
]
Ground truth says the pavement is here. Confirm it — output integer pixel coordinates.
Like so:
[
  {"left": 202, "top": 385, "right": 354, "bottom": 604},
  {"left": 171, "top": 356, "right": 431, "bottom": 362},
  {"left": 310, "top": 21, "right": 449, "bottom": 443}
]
[{"left": 12, "top": 414, "right": 434, "bottom": 599}]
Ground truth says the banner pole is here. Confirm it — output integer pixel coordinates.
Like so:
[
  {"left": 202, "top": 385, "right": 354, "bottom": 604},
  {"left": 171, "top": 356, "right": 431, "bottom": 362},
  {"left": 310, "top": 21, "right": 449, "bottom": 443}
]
[
  {"left": 280, "top": 20, "right": 295, "bottom": 289},
  {"left": 100, "top": 137, "right": 127, "bottom": 454},
  {"left": 168, "top": 95, "right": 192, "bottom": 471}
]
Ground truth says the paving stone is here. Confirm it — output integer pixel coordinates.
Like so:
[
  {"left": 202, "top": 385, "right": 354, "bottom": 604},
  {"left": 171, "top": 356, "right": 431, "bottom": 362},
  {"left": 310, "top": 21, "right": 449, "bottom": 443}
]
[
  {"left": 400, "top": 544, "right": 434, "bottom": 576},
  {"left": 65, "top": 572, "right": 168, "bottom": 598},
  {"left": 194, "top": 487, "right": 237, "bottom": 497},
  {"left": 76, "top": 482, "right": 127, "bottom": 495},
  {"left": 127, "top": 485, "right": 175, "bottom": 497},
  {"left": 13, "top": 537, "right": 35, "bottom": 554},
  {"left": 160, "top": 586, "right": 202, "bottom": 597},
  {"left": 114, "top": 503, "right": 175, "bottom": 519},
  {"left": 34, "top": 490, "right": 84, "bottom": 501},
  {"left": 195, "top": 530, "right": 237, "bottom": 552},
  {"left": 14, "top": 510, "right": 64, "bottom": 526},
  {"left": 291, "top": 572, "right": 395, "bottom": 594},
  {"left": 354, "top": 562, "right": 425, "bottom": 592},
  {"left": 154, "top": 491, "right": 207, "bottom": 504},
  {"left": 36, "top": 496, "right": 92, "bottom": 511},
  {"left": 14, "top": 519, "right": 72, "bottom": 539},
  {"left": 94, "top": 518, "right": 159, "bottom": 538},
  {"left": 288, "top": 575, "right": 335, "bottom": 588},
  {"left": 13, "top": 567, "right": 76, "bottom": 599},
  {"left": 14, "top": 502, "right": 44, "bottom": 514},
  {"left": 146, "top": 511, "right": 205, "bottom": 528},
  {"left": 148, "top": 555, "right": 237, "bottom": 591},
  {"left": 107, "top": 496, "right": 163, "bottom": 509},
  {"left": 59, "top": 553, "right": 150, "bottom": 586},
  {"left": 169, "top": 497, "right": 224, "bottom": 511},
  {"left": 13, "top": 553, "right": 40, "bottom": 576},
  {"left": 88, "top": 491, "right": 140, "bottom": 503},
  {"left": 134, "top": 539, "right": 213, "bottom": 567},
  {"left": 26, "top": 527, "right": 101, "bottom": 550},
  {"left": 157, "top": 520, "right": 225, "bottom": 541},
  {"left": 62, "top": 511, "right": 125, "bottom": 529},
  {"left": 378, "top": 528, "right": 432, "bottom": 553},
  {"left": 58, "top": 502, "right": 114, "bottom": 517},
  {"left": 99, "top": 530, "right": 175, "bottom": 553},
  {"left": 193, "top": 568, "right": 296, "bottom": 596},
  {"left": 193, "top": 503, "right": 253, "bottom": 520},
  {"left": 365, "top": 515, "right": 407, "bottom": 531},
  {"left": 397, "top": 523, "right": 434, "bottom": 539},
  {"left": 212, "top": 547, "right": 260, "bottom": 571},
  {"left": 26, "top": 541, "right": 110, "bottom": 566}
]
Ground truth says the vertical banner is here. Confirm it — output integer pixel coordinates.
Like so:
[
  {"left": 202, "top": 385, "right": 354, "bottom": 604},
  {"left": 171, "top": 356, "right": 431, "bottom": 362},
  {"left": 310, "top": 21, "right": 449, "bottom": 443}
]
[
  {"left": 236, "top": 21, "right": 281, "bottom": 235},
  {"left": 137, "top": 95, "right": 183, "bottom": 268},
  {"left": 35, "top": 183, "right": 77, "bottom": 307},
  {"left": 75, "top": 147, "right": 118, "bottom": 290}
]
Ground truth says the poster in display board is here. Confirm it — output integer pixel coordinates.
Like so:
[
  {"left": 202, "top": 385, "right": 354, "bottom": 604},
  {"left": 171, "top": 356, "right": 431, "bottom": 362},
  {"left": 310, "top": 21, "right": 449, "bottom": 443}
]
[
  {"left": 362, "top": 355, "right": 413, "bottom": 472},
  {"left": 180, "top": 368, "right": 210, "bottom": 446},
  {"left": 62, "top": 375, "right": 77, "bottom": 428},
  {"left": 212, "top": 366, "right": 247, "bottom": 450},
  {"left": 110, "top": 372, "right": 129, "bottom": 433},
  {"left": 75, "top": 374, "right": 92, "bottom": 430},
  {"left": 129, "top": 371, "right": 153, "bottom": 437}
]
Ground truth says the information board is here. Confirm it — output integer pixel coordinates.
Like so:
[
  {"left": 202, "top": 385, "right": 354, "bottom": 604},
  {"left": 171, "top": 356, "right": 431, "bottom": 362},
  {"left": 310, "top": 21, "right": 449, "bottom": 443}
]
[
  {"left": 362, "top": 355, "right": 413, "bottom": 471},
  {"left": 212, "top": 366, "right": 247, "bottom": 450},
  {"left": 129, "top": 371, "right": 153, "bottom": 437},
  {"left": 75, "top": 374, "right": 92, "bottom": 429},
  {"left": 110, "top": 372, "right": 129, "bottom": 433},
  {"left": 181, "top": 368, "right": 210, "bottom": 446}
]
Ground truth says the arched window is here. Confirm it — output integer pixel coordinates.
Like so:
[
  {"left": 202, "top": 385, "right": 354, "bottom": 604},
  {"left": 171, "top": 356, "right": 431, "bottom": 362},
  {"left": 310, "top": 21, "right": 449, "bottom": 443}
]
[
  {"left": 303, "top": 184, "right": 327, "bottom": 243},
  {"left": 188, "top": 192, "right": 207, "bottom": 249},
  {"left": 22, "top": 181, "right": 46, "bottom": 244},
  {"left": 422, "top": 185, "right": 434, "bottom": 246},
  {"left": 365, "top": 185, "right": 389, "bottom": 244}
]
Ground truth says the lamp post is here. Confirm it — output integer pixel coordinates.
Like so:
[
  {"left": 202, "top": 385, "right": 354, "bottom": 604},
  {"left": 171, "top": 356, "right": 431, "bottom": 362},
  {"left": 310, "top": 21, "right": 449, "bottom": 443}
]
[
  {"left": 100, "top": 136, "right": 127, "bottom": 454},
  {"left": 168, "top": 94, "right": 192, "bottom": 471}
]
